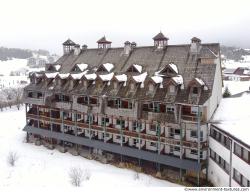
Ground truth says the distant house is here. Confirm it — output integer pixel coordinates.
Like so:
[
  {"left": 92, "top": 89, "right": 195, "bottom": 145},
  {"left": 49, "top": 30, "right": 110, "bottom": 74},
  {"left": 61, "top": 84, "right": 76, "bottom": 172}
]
[{"left": 223, "top": 67, "right": 250, "bottom": 81}]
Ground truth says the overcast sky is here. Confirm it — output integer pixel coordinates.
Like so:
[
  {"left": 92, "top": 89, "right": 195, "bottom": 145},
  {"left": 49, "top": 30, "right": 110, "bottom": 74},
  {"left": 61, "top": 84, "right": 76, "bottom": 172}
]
[{"left": 0, "top": 0, "right": 250, "bottom": 54}]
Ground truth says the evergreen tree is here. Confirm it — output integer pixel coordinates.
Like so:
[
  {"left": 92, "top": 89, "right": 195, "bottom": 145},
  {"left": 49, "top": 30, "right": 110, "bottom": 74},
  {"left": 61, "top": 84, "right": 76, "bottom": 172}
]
[{"left": 223, "top": 86, "right": 231, "bottom": 98}]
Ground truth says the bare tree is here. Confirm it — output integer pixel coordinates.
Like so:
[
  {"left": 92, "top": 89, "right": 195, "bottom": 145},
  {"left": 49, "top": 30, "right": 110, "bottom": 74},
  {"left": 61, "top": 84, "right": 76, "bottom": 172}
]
[
  {"left": 69, "top": 167, "right": 84, "bottom": 187},
  {"left": 7, "top": 151, "right": 18, "bottom": 167},
  {"left": 11, "top": 87, "right": 23, "bottom": 110}
]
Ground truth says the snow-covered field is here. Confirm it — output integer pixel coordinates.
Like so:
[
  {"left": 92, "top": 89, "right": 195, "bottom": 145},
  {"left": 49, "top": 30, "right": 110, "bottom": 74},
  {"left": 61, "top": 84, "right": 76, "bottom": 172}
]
[
  {"left": 223, "top": 80, "right": 250, "bottom": 95},
  {"left": 0, "top": 58, "right": 44, "bottom": 89},
  {"left": 0, "top": 107, "right": 180, "bottom": 189}
]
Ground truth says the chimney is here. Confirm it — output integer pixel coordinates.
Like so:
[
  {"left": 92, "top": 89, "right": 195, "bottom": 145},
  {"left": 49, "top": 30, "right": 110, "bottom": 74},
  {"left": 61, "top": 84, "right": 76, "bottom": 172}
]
[
  {"left": 62, "top": 38, "right": 76, "bottom": 55},
  {"left": 82, "top": 44, "right": 88, "bottom": 50},
  {"left": 124, "top": 41, "right": 131, "bottom": 55},
  {"left": 153, "top": 32, "right": 168, "bottom": 49},
  {"left": 74, "top": 44, "right": 81, "bottom": 55},
  {"left": 131, "top": 42, "right": 137, "bottom": 50},
  {"left": 190, "top": 37, "right": 201, "bottom": 54}
]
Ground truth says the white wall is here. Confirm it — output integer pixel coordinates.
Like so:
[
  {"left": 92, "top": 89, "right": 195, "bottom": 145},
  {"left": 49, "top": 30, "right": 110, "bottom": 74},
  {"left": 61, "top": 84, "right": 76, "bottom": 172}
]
[
  {"left": 205, "top": 57, "right": 223, "bottom": 120},
  {"left": 208, "top": 159, "right": 229, "bottom": 187}
]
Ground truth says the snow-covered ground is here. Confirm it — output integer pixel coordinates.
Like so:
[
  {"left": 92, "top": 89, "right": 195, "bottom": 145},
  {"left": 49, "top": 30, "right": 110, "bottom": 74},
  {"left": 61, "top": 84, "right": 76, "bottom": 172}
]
[
  {"left": 222, "top": 59, "right": 250, "bottom": 69},
  {"left": 223, "top": 80, "right": 250, "bottom": 95},
  {"left": 0, "top": 58, "right": 44, "bottom": 89},
  {"left": 0, "top": 107, "right": 180, "bottom": 189}
]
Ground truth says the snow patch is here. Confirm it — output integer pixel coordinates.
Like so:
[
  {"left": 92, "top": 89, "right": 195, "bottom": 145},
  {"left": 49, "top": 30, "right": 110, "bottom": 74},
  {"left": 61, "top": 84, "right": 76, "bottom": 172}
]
[
  {"left": 45, "top": 72, "right": 58, "bottom": 79},
  {"left": 133, "top": 64, "right": 142, "bottom": 73},
  {"left": 77, "top": 63, "right": 88, "bottom": 72},
  {"left": 70, "top": 70, "right": 88, "bottom": 80},
  {"left": 115, "top": 74, "right": 127, "bottom": 82},
  {"left": 99, "top": 72, "right": 114, "bottom": 81},
  {"left": 102, "top": 63, "right": 114, "bottom": 72},
  {"left": 169, "top": 63, "right": 178, "bottom": 74},
  {"left": 172, "top": 75, "right": 183, "bottom": 85}
]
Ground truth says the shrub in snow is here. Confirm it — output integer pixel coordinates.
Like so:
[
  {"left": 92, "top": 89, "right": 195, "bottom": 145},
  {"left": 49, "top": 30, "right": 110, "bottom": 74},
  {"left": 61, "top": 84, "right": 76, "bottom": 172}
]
[
  {"left": 84, "top": 169, "right": 91, "bottom": 180},
  {"left": 7, "top": 151, "right": 18, "bottom": 167},
  {"left": 223, "top": 86, "right": 231, "bottom": 98},
  {"left": 133, "top": 172, "right": 140, "bottom": 180},
  {"left": 69, "top": 167, "right": 84, "bottom": 187}
]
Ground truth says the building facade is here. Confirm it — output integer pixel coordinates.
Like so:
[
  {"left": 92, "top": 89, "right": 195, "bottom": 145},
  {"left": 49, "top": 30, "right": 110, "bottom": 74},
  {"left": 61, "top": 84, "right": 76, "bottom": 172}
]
[
  {"left": 209, "top": 124, "right": 250, "bottom": 187},
  {"left": 23, "top": 33, "right": 222, "bottom": 185}
]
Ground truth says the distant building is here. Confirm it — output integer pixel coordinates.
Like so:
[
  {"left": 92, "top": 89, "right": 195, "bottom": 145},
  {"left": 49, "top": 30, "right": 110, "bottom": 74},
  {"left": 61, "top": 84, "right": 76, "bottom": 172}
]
[{"left": 223, "top": 67, "right": 250, "bottom": 81}]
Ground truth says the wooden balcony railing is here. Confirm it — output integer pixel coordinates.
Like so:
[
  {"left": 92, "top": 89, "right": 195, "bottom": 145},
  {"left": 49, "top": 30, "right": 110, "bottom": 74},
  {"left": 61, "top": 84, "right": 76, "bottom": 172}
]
[{"left": 26, "top": 113, "right": 208, "bottom": 150}]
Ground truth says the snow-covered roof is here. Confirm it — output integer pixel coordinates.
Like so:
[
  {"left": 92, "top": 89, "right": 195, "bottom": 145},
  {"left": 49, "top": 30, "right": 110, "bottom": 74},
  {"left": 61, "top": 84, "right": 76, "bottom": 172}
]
[
  {"left": 85, "top": 73, "right": 97, "bottom": 80},
  {"left": 195, "top": 78, "right": 205, "bottom": 86},
  {"left": 76, "top": 63, "right": 88, "bottom": 72},
  {"left": 243, "top": 69, "right": 250, "bottom": 75},
  {"left": 132, "top": 72, "right": 148, "bottom": 83},
  {"left": 99, "top": 72, "right": 114, "bottom": 81},
  {"left": 58, "top": 73, "right": 70, "bottom": 79},
  {"left": 172, "top": 75, "right": 183, "bottom": 85},
  {"left": 70, "top": 71, "right": 88, "bottom": 80},
  {"left": 151, "top": 76, "right": 163, "bottom": 84},
  {"left": 223, "top": 68, "right": 236, "bottom": 74},
  {"left": 54, "top": 65, "right": 61, "bottom": 71},
  {"left": 34, "top": 73, "right": 44, "bottom": 78},
  {"left": 102, "top": 63, "right": 114, "bottom": 72},
  {"left": 45, "top": 72, "right": 58, "bottom": 79},
  {"left": 133, "top": 64, "right": 142, "bottom": 73},
  {"left": 115, "top": 74, "right": 127, "bottom": 82},
  {"left": 212, "top": 93, "right": 250, "bottom": 146},
  {"left": 169, "top": 63, "right": 178, "bottom": 74}
]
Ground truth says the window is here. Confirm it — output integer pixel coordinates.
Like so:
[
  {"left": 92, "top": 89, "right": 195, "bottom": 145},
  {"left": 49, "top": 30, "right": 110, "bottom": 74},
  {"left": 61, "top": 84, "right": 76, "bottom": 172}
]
[
  {"left": 242, "top": 175, "right": 250, "bottom": 187},
  {"left": 115, "top": 99, "right": 121, "bottom": 108},
  {"left": 175, "top": 129, "right": 180, "bottom": 135},
  {"left": 116, "top": 119, "right": 125, "bottom": 129},
  {"left": 132, "top": 121, "right": 142, "bottom": 132},
  {"left": 166, "top": 106, "right": 174, "bottom": 113},
  {"left": 193, "top": 87, "right": 198, "bottom": 94},
  {"left": 169, "top": 85, "right": 175, "bottom": 94},
  {"left": 243, "top": 148, "right": 250, "bottom": 162},
  {"left": 234, "top": 143, "right": 242, "bottom": 157},
  {"left": 233, "top": 169, "right": 241, "bottom": 184},
  {"left": 174, "top": 146, "right": 180, "bottom": 152},
  {"left": 101, "top": 117, "right": 109, "bottom": 126},
  {"left": 150, "top": 124, "right": 157, "bottom": 132},
  {"left": 149, "top": 84, "right": 154, "bottom": 92},
  {"left": 153, "top": 102, "right": 160, "bottom": 112},
  {"left": 191, "top": 130, "right": 197, "bottom": 138},
  {"left": 128, "top": 101, "right": 133, "bottom": 109},
  {"left": 150, "top": 142, "right": 157, "bottom": 147},
  {"left": 86, "top": 115, "right": 93, "bottom": 124},
  {"left": 114, "top": 82, "right": 118, "bottom": 89},
  {"left": 210, "top": 149, "right": 215, "bottom": 159},
  {"left": 191, "top": 149, "right": 197, "bottom": 155}
]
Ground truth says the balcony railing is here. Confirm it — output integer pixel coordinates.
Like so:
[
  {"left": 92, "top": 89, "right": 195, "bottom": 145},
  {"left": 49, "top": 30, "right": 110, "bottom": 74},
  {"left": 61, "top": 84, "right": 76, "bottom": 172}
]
[{"left": 26, "top": 113, "right": 208, "bottom": 150}]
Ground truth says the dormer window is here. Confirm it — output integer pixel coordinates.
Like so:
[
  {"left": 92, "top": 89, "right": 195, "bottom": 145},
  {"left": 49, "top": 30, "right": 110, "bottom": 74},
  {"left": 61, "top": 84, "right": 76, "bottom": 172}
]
[
  {"left": 97, "top": 63, "right": 114, "bottom": 73},
  {"left": 193, "top": 87, "right": 198, "bottom": 94},
  {"left": 159, "top": 63, "right": 178, "bottom": 77},
  {"left": 130, "top": 83, "right": 135, "bottom": 90},
  {"left": 127, "top": 64, "right": 142, "bottom": 74},
  {"left": 114, "top": 82, "right": 118, "bottom": 89},
  {"left": 169, "top": 85, "right": 175, "bottom": 94},
  {"left": 149, "top": 83, "right": 154, "bottom": 92}
]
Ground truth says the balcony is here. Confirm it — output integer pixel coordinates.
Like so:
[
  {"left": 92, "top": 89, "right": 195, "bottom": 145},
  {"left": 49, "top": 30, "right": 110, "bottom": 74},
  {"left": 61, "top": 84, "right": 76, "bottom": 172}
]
[{"left": 24, "top": 96, "right": 44, "bottom": 105}]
